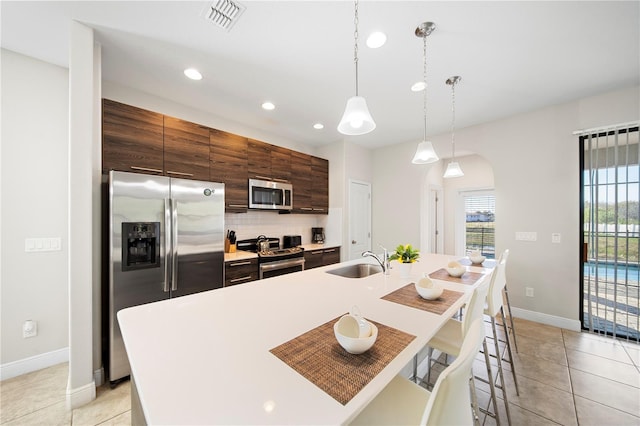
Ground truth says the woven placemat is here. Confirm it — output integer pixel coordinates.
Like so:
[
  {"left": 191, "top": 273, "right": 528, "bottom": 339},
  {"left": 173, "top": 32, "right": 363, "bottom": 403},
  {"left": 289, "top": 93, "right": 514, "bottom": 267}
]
[
  {"left": 381, "top": 283, "right": 464, "bottom": 315},
  {"left": 269, "top": 317, "right": 415, "bottom": 405},
  {"left": 429, "top": 268, "right": 485, "bottom": 285}
]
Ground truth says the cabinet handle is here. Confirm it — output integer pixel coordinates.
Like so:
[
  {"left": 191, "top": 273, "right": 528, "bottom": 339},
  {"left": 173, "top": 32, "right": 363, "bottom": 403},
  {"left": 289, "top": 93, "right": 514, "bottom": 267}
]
[
  {"left": 324, "top": 249, "right": 336, "bottom": 253},
  {"left": 311, "top": 250, "right": 323, "bottom": 255},
  {"left": 166, "top": 170, "right": 194, "bottom": 177},
  {"left": 300, "top": 207, "right": 313, "bottom": 211},
  {"left": 272, "top": 178, "right": 290, "bottom": 183},
  {"left": 229, "top": 261, "right": 252, "bottom": 267},
  {"left": 313, "top": 208, "right": 326, "bottom": 212},
  {"left": 254, "top": 175, "right": 271, "bottom": 180},
  {"left": 131, "top": 166, "right": 163, "bottom": 174},
  {"left": 228, "top": 204, "right": 249, "bottom": 208},
  {"left": 229, "top": 275, "right": 253, "bottom": 283}
]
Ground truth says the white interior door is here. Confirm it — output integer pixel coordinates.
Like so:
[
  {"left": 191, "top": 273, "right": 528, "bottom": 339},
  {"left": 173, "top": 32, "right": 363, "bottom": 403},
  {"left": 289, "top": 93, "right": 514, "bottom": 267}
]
[{"left": 349, "top": 180, "right": 371, "bottom": 260}]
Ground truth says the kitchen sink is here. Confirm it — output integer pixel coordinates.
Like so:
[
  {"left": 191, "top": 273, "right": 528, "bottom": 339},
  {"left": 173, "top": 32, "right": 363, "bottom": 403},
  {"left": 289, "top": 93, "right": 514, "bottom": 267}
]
[{"left": 325, "top": 263, "right": 383, "bottom": 278}]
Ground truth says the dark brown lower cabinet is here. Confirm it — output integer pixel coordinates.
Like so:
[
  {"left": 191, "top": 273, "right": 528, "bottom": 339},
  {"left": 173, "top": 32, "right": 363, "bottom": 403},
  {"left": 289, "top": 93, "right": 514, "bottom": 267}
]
[
  {"left": 304, "top": 247, "right": 341, "bottom": 269},
  {"left": 225, "top": 258, "right": 258, "bottom": 286}
]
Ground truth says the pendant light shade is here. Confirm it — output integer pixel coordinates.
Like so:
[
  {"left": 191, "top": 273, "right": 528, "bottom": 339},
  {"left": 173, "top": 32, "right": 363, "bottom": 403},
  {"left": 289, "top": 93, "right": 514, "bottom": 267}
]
[
  {"left": 338, "top": 0, "right": 375, "bottom": 136},
  {"left": 411, "top": 22, "right": 438, "bottom": 165},
  {"left": 443, "top": 161, "right": 464, "bottom": 178},
  {"left": 412, "top": 141, "right": 439, "bottom": 164},
  {"left": 338, "top": 96, "right": 376, "bottom": 135}
]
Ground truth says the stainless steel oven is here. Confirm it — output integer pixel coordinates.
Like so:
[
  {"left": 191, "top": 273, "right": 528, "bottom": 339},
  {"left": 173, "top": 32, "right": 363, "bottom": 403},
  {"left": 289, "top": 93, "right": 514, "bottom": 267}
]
[
  {"left": 236, "top": 236, "right": 305, "bottom": 279},
  {"left": 259, "top": 255, "right": 305, "bottom": 279}
]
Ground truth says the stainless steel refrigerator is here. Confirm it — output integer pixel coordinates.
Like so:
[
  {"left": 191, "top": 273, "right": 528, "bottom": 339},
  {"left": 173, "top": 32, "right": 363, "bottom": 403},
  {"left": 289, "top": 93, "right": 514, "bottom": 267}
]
[{"left": 108, "top": 170, "right": 224, "bottom": 384}]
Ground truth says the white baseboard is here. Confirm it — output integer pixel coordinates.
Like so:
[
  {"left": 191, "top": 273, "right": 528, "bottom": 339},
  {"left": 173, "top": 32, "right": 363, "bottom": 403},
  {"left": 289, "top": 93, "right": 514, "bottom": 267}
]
[
  {"left": 511, "top": 307, "right": 581, "bottom": 332},
  {"left": 66, "top": 380, "right": 96, "bottom": 410},
  {"left": 0, "top": 347, "right": 69, "bottom": 381}
]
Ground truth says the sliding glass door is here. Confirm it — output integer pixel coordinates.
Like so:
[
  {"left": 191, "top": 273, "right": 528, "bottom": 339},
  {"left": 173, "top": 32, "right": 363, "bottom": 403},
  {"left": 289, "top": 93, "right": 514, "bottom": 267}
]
[{"left": 581, "top": 124, "right": 640, "bottom": 342}]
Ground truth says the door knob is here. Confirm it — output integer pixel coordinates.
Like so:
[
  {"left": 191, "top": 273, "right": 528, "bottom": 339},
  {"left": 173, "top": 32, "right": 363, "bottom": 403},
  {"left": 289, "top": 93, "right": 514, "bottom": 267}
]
[{"left": 352, "top": 240, "right": 357, "bottom": 244}]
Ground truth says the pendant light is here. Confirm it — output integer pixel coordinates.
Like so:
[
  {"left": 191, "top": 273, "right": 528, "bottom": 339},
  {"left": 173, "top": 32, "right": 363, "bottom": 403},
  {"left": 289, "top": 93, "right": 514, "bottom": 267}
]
[
  {"left": 443, "top": 76, "right": 464, "bottom": 178},
  {"left": 338, "top": 0, "right": 376, "bottom": 136},
  {"left": 411, "top": 22, "right": 439, "bottom": 164}
]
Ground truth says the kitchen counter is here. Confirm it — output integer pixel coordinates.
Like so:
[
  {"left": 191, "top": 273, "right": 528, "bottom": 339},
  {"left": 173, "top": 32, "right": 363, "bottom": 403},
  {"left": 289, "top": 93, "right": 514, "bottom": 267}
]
[
  {"left": 118, "top": 255, "right": 492, "bottom": 425},
  {"left": 299, "top": 242, "right": 340, "bottom": 251},
  {"left": 223, "top": 250, "right": 257, "bottom": 262}
]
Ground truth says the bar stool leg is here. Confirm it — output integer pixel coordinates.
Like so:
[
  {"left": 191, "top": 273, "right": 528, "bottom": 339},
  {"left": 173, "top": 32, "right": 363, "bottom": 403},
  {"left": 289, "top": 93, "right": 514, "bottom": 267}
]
[
  {"left": 481, "top": 337, "right": 502, "bottom": 426},
  {"left": 491, "top": 316, "right": 513, "bottom": 425},
  {"left": 470, "top": 376, "right": 482, "bottom": 425},
  {"left": 500, "top": 307, "right": 520, "bottom": 395},
  {"left": 503, "top": 285, "right": 519, "bottom": 352}
]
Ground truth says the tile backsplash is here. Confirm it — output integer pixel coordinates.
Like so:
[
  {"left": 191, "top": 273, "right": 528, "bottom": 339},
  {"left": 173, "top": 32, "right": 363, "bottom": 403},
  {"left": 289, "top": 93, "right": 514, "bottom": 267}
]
[{"left": 225, "top": 211, "right": 328, "bottom": 245}]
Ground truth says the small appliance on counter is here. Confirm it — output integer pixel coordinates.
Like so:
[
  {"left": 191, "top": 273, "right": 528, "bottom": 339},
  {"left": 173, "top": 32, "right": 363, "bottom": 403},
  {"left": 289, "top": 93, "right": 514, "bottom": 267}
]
[
  {"left": 312, "top": 227, "right": 325, "bottom": 244},
  {"left": 283, "top": 235, "right": 302, "bottom": 248}
]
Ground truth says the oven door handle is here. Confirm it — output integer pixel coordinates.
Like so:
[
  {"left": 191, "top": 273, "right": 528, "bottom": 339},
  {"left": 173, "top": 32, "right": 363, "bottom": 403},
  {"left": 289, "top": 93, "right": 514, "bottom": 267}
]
[{"left": 259, "top": 258, "right": 305, "bottom": 279}]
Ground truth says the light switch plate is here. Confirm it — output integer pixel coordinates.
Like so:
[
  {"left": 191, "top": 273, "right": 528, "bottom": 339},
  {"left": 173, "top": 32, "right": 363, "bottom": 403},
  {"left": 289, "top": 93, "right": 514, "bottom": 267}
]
[
  {"left": 515, "top": 232, "right": 537, "bottom": 241},
  {"left": 552, "top": 233, "right": 561, "bottom": 243},
  {"left": 25, "top": 238, "right": 62, "bottom": 252}
]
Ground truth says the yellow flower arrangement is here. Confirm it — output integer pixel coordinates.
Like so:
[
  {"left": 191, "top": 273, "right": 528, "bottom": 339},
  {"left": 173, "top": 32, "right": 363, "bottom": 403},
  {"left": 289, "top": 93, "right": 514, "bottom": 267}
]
[{"left": 388, "top": 244, "right": 420, "bottom": 264}]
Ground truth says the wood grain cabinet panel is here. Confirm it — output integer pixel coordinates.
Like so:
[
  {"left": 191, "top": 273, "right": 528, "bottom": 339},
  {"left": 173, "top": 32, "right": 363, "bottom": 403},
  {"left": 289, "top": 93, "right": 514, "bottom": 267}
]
[
  {"left": 163, "top": 116, "right": 210, "bottom": 181},
  {"left": 270, "top": 145, "right": 291, "bottom": 182},
  {"left": 247, "top": 139, "right": 272, "bottom": 180},
  {"left": 311, "top": 156, "right": 329, "bottom": 214},
  {"left": 304, "top": 247, "right": 340, "bottom": 269},
  {"left": 291, "top": 151, "right": 313, "bottom": 212},
  {"left": 210, "top": 129, "right": 249, "bottom": 212},
  {"left": 225, "top": 258, "right": 259, "bottom": 286},
  {"left": 102, "top": 99, "right": 164, "bottom": 174}
]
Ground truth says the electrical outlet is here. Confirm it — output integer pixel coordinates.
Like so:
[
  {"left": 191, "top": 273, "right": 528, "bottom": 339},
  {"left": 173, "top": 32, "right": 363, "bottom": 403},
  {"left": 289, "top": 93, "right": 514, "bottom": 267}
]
[
  {"left": 552, "top": 233, "right": 561, "bottom": 243},
  {"left": 23, "top": 320, "right": 37, "bottom": 338},
  {"left": 525, "top": 287, "right": 534, "bottom": 297}
]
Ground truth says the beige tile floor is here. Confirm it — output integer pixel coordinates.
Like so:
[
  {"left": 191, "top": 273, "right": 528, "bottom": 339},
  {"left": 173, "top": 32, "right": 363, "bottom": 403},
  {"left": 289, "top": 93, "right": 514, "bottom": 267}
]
[{"left": 1, "top": 317, "right": 639, "bottom": 425}]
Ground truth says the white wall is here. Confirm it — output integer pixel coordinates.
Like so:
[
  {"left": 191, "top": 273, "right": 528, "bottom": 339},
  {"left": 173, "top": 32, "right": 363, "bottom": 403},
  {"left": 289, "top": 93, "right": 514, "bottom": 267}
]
[
  {"left": 1, "top": 49, "right": 69, "bottom": 371},
  {"left": 373, "top": 85, "right": 640, "bottom": 328}
]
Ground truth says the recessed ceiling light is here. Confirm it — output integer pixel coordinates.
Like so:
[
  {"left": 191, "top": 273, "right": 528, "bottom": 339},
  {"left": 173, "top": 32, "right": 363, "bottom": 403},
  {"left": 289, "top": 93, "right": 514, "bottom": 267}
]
[
  {"left": 184, "top": 68, "right": 202, "bottom": 80},
  {"left": 411, "top": 81, "right": 426, "bottom": 92},
  {"left": 313, "top": 123, "right": 324, "bottom": 130},
  {"left": 262, "top": 102, "right": 275, "bottom": 110},
  {"left": 366, "top": 31, "right": 387, "bottom": 48}
]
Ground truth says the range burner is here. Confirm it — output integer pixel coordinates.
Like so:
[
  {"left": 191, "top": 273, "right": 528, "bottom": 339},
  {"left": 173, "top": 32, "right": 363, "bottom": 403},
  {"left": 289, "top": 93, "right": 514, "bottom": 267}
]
[{"left": 259, "top": 247, "right": 303, "bottom": 258}]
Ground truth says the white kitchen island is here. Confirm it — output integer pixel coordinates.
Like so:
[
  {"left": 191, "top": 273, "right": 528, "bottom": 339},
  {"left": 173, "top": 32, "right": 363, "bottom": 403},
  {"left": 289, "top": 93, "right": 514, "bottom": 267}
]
[{"left": 118, "top": 254, "right": 492, "bottom": 425}]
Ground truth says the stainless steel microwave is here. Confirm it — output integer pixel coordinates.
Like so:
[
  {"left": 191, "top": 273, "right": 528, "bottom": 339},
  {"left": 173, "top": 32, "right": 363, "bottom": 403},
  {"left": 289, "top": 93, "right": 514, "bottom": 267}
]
[{"left": 249, "top": 179, "right": 293, "bottom": 210}]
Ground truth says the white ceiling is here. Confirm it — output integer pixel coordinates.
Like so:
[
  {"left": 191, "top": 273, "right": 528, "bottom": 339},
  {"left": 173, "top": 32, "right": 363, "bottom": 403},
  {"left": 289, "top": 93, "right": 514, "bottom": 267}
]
[{"left": 2, "top": 1, "right": 639, "bottom": 150}]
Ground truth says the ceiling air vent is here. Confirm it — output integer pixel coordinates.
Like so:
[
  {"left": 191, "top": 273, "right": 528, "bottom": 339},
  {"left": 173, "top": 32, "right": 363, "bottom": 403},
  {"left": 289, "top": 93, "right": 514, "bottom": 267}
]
[{"left": 202, "top": 0, "right": 246, "bottom": 32}]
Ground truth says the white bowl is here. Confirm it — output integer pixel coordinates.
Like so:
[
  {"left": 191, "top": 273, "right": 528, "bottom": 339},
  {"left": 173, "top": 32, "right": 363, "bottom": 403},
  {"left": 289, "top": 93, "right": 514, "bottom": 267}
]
[
  {"left": 469, "top": 255, "right": 486, "bottom": 264},
  {"left": 415, "top": 278, "right": 443, "bottom": 300},
  {"left": 334, "top": 321, "right": 378, "bottom": 354},
  {"left": 446, "top": 266, "right": 466, "bottom": 277}
]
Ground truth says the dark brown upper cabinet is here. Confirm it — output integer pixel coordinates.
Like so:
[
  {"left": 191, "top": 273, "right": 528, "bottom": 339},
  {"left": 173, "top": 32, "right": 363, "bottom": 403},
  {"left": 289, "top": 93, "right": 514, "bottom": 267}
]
[
  {"left": 163, "top": 116, "right": 210, "bottom": 181},
  {"left": 311, "top": 156, "right": 329, "bottom": 213},
  {"left": 210, "top": 129, "right": 249, "bottom": 212},
  {"left": 290, "top": 151, "right": 313, "bottom": 213},
  {"left": 102, "top": 99, "right": 164, "bottom": 175}
]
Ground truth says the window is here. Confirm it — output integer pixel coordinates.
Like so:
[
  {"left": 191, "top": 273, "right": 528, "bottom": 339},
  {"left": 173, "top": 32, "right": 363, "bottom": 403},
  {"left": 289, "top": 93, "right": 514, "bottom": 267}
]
[{"left": 461, "top": 191, "right": 495, "bottom": 259}]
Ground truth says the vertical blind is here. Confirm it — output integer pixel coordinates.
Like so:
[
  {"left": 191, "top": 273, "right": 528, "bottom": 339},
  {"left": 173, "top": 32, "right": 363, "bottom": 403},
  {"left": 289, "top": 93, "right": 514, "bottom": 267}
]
[{"left": 580, "top": 122, "right": 640, "bottom": 342}]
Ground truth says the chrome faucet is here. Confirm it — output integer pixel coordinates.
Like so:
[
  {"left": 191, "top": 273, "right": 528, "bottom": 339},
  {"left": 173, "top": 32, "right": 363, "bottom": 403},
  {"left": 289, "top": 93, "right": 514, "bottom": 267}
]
[
  {"left": 362, "top": 249, "right": 390, "bottom": 274},
  {"left": 379, "top": 245, "right": 391, "bottom": 274}
]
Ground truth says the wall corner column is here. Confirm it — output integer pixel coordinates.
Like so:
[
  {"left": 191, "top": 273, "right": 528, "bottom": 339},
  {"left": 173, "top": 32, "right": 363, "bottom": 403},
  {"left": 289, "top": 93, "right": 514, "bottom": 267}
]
[{"left": 67, "top": 20, "right": 97, "bottom": 409}]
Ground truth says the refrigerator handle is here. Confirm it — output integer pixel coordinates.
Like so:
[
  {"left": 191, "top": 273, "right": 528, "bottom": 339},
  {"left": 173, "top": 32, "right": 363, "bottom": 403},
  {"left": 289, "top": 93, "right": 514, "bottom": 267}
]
[
  {"left": 171, "top": 198, "right": 179, "bottom": 291},
  {"left": 163, "top": 198, "right": 171, "bottom": 293}
]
